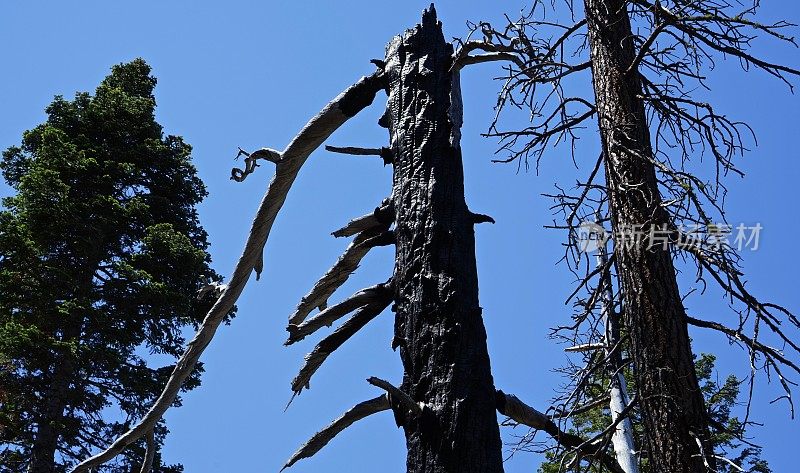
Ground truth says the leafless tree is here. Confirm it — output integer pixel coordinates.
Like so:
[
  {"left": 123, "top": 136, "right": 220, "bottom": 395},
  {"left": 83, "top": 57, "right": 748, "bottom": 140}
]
[{"left": 458, "top": 0, "right": 800, "bottom": 471}]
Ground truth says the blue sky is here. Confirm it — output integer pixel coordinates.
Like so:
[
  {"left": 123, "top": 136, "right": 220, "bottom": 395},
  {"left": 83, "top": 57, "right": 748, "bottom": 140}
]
[{"left": 1, "top": 1, "right": 799, "bottom": 472}]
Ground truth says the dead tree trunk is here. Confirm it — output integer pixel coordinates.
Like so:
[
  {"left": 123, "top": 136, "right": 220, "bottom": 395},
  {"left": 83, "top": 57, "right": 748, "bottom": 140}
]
[
  {"left": 384, "top": 7, "right": 504, "bottom": 473},
  {"left": 583, "top": 0, "right": 714, "bottom": 471}
]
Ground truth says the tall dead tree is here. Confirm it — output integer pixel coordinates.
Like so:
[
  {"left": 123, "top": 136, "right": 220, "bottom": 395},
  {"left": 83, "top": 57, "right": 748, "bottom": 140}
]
[
  {"left": 71, "top": 6, "right": 634, "bottom": 473},
  {"left": 467, "top": 0, "right": 800, "bottom": 471},
  {"left": 384, "top": 10, "right": 504, "bottom": 472},
  {"left": 585, "top": 0, "right": 714, "bottom": 469}
]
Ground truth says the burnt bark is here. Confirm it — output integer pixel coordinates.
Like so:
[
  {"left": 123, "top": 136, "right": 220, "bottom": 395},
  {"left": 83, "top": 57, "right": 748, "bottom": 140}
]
[
  {"left": 583, "top": 0, "right": 714, "bottom": 471},
  {"left": 384, "top": 6, "right": 504, "bottom": 473}
]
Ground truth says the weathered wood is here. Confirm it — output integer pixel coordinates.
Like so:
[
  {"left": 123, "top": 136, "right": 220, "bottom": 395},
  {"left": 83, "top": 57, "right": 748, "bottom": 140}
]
[
  {"left": 598, "top": 247, "right": 639, "bottom": 473},
  {"left": 367, "top": 377, "right": 424, "bottom": 417},
  {"left": 286, "top": 280, "right": 392, "bottom": 345},
  {"left": 288, "top": 226, "right": 392, "bottom": 326},
  {"left": 281, "top": 395, "right": 390, "bottom": 471},
  {"left": 331, "top": 198, "right": 394, "bottom": 238},
  {"left": 290, "top": 297, "right": 391, "bottom": 395},
  {"left": 325, "top": 145, "right": 394, "bottom": 165},
  {"left": 495, "top": 390, "right": 625, "bottom": 473},
  {"left": 385, "top": 6, "right": 503, "bottom": 472},
  {"left": 137, "top": 430, "right": 155, "bottom": 473}
]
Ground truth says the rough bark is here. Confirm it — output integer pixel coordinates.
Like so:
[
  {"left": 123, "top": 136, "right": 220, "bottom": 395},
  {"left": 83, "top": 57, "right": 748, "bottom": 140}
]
[
  {"left": 385, "top": 6, "right": 504, "bottom": 473},
  {"left": 583, "top": 0, "right": 714, "bottom": 471}
]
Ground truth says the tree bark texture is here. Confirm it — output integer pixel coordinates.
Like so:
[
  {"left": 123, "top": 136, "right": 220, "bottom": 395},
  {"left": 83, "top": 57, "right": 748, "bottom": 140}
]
[
  {"left": 583, "top": 1, "right": 714, "bottom": 471},
  {"left": 384, "top": 7, "right": 504, "bottom": 473}
]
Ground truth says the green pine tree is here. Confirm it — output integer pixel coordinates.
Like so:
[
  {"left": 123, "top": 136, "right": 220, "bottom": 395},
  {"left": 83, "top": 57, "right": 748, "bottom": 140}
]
[
  {"left": 537, "top": 354, "right": 770, "bottom": 473},
  {"left": 0, "top": 59, "right": 231, "bottom": 473}
]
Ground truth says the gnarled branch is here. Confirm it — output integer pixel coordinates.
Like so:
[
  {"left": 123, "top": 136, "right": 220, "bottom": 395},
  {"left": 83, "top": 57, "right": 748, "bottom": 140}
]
[{"left": 281, "top": 395, "right": 390, "bottom": 471}]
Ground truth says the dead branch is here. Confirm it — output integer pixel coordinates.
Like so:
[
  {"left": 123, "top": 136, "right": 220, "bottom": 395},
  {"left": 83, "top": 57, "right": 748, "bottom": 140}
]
[
  {"left": 496, "top": 390, "right": 625, "bottom": 473},
  {"left": 565, "top": 343, "right": 606, "bottom": 353},
  {"left": 137, "top": 429, "right": 155, "bottom": 473},
  {"left": 367, "top": 377, "right": 423, "bottom": 416},
  {"left": 286, "top": 280, "right": 393, "bottom": 345},
  {"left": 231, "top": 147, "right": 282, "bottom": 182},
  {"left": 325, "top": 145, "right": 394, "bottom": 165},
  {"left": 281, "top": 395, "right": 390, "bottom": 471},
  {"left": 288, "top": 228, "right": 394, "bottom": 327},
  {"left": 331, "top": 198, "right": 394, "bottom": 238},
  {"left": 68, "top": 70, "right": 386, "bottom": 473},
  {"left": 291, "top": 297, "right": 392, "bottom": 396}
]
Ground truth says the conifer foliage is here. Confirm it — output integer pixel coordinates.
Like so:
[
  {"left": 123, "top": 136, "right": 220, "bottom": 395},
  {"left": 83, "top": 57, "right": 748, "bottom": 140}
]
[{"left": 0, "top": 59, "right": 228, "bottom": 473}]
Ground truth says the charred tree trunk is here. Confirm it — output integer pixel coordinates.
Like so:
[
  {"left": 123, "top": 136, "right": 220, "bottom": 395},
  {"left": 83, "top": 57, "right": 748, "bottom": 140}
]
[
  {"left": 583, "top": 1, "right": 714, "bottom": 471},
  {"left": 384, "top": 7, "right": 504, "bottom": 473}
]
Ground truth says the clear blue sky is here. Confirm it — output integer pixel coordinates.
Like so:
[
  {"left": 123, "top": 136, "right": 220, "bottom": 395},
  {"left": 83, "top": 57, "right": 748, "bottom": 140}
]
[{"left": 1, "top": 1, "right": 798, "bottom": 472}]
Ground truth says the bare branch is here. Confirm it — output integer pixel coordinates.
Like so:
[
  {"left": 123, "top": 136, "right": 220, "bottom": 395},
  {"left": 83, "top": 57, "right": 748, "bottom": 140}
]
[
  {"left": 281, "top": 395, "right": 390, "bottom": 471},
  {"left": 286, "top": 280, "right": 393, "bottom": 345},
  {"left": 288, "top": 228, "right": 394, "bottom": 327},
  {"left": 325, "top": 145, "right": 394, "bottom": 165},
  {"left": 291, "top": 297, "right": 392, "bottom": 396},
  {"left": 496, "top": 390, "right": 625, "bottom": 473},
  {"left": 367, "top": 377, "right": 423, "bottom": 416}
]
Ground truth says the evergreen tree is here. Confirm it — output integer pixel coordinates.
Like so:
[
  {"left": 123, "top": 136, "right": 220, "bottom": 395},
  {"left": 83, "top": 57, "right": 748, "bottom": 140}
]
[
  {"left": 0, "top": 59, "right": 229, "bottom": 473},
  {"left": 537, "top": 354, "right": 770, "bottom": 473}
]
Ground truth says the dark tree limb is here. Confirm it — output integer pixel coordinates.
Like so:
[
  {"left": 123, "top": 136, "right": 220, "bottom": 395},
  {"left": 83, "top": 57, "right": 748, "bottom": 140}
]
[
  {"left": 469, "top": 212, "right": 496, "bottom": 224},
  {"left": 495, "top": 390, "right": 625, "bottom": 473},
  {"left": 325, "top": 145, "right": 394, "bottom": 165},
  {"left": 281, "top": 395, "right": 390, "bottom": 471},
  {"left": 290, "top": 297, "right": 391, "bottom": 395},
  {"left": 69, "top": 70, "right": 386, "bottom": 473},
  {"left": 286, "top": 280, "right": 393, "bottom": 345}
]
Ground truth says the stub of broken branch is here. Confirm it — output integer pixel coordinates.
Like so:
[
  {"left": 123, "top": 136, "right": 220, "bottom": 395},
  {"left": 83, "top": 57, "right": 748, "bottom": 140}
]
[
  {"left": 68, "top": 70, "right": 387, "bottom": 473},
  {"left": 331, "top": 198, "right": 394, "bottom": 238},
  {"left": 281, "top": 394, "right": 390, "bottom": 471},
  {"left": 367, "top": 376, "right": 423, "bottom": 417},
  {"left": 325, "top": 145, "right": 394, "bottom": 165},
  {"left": 469, "top": 211, "right": 495, "bottom": 225}
]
